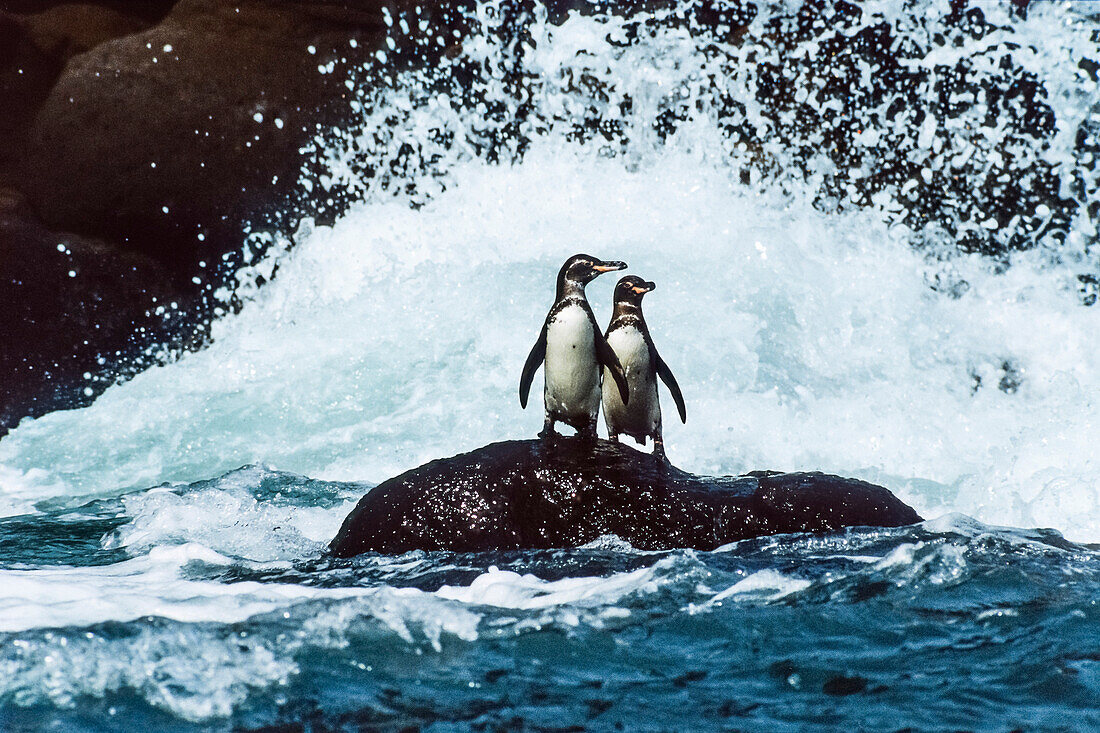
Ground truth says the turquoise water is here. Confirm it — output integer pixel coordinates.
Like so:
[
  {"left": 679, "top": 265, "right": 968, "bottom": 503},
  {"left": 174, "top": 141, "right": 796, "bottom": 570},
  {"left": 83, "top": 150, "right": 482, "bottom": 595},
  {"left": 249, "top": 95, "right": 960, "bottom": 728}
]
[{"left": 1, "top": 1, "right": 1099, "bottom": 729}]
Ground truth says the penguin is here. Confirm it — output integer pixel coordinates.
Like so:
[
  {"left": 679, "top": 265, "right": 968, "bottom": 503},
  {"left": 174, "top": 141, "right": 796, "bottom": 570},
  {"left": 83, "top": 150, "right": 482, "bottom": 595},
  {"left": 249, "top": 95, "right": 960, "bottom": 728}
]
[
  {"left": 601, "top": 275, "right": 686, "bottom": 460},
  {"left": 520, "top": 254, "right": 631, "bottom": 440}
]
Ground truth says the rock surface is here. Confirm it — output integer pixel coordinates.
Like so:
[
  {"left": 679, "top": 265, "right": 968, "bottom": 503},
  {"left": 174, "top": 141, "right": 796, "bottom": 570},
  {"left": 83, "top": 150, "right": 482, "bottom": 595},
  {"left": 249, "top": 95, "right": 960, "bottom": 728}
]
[
  {"left": 0, "top": 0, "right": 451, "bottom": 433},
  {"left": 0, "top": 188, "right": 200, "bottom": 428},
  {"left": 328, "top": 438, "right": 922, "bottom": 557}
]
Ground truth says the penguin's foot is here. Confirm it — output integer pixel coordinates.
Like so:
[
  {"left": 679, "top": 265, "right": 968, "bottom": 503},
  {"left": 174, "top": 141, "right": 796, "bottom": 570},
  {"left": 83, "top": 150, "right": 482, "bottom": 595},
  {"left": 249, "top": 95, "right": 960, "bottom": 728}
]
[{"left": 653, "top": 439, "right": 669, "bottom": 463}]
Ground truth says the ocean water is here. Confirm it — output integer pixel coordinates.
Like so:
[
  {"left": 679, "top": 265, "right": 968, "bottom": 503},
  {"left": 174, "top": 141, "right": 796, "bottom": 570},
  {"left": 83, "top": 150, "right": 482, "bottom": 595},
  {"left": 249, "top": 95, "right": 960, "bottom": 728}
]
[{"left": 2, "top": 1, "right": 1099, "bottom": 730}]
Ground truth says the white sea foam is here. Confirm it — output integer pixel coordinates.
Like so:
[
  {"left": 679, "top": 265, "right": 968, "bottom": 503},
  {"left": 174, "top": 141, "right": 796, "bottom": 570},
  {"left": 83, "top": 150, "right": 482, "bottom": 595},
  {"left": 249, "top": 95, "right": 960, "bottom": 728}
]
[
  {"left": 0, "top": 464, "right": 65, "bottom": 518},
  {"left": 297, "top": 591, "right": 481, "bottom": 652},
  {"left": 0, "top": 553, "right": 687, "bottom": 720},
  {"left": 0, "top": 544, "right": 369, "bottom": 632},
  {"left": 104, "top": 482, "right": 356, "bottom": 562},
  {"left": 5, "top": 10, "right": 1100, "bottom": 537},
  {"left": 709, "top": 569, "right": 812, "bottom": 604},
  {"left": 435, "top": 560, "right": 664, "bottom": 630},
  {"left": 0, "top": 572, "right": 483, "bottom": 721},
  {"left": 0, "top": 623, "right": 297, "bottom": 720},
  {"left": 0, "top": 4, "right": 1097, "bottom": 535},
  {"left": 2, "top": 142, "right": 1096, "bottom": 538},
  {"left": 0, "top": 541, "right": 687, "bottom": 639},
  {"left": 871, "top": 540, "right": 968, "bottom": 588}
]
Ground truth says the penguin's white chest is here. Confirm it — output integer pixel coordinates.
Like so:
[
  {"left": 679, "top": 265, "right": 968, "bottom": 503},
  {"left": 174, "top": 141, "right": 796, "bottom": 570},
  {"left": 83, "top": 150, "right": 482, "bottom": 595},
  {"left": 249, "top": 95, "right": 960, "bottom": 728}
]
[
  {"left": 544, "top": 304, "right": 600, "bottom": 420},
  {"left": 603, "top": 324, "right": 660, "bottom": 437},
  {"left": 606, "top": 326, "right": 650, "bottom": 379}
]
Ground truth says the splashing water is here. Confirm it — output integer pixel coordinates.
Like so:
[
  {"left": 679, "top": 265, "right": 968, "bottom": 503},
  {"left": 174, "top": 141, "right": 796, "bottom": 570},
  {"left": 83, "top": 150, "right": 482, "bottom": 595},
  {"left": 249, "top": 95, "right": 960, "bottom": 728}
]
[{"left": 0, "top": 1, "right": 1099, "bottom": 729}]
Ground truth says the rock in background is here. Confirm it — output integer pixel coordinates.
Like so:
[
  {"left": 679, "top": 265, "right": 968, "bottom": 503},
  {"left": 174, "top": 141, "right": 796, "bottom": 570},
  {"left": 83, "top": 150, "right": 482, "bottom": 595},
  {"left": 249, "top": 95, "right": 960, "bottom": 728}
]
[{"left": 0, "top": 0, "right": 456, "bottom": 435}]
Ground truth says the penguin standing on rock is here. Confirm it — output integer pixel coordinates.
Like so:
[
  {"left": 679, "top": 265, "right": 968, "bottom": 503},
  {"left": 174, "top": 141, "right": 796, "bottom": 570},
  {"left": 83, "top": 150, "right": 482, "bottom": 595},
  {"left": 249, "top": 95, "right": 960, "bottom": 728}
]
[
  {"left": 520, "top": 254, "right": 631, "bottom": 440},
  {"left": 601, "top": 276, "right": 686, "bottom": 460}
]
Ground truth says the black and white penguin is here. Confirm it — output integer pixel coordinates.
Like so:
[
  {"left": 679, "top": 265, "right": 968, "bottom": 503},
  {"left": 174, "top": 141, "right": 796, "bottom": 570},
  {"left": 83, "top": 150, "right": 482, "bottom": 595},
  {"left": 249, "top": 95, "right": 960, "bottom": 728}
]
[
  {"left": 601, "top": 276, "right": 686, "bottom": 460},
  {"left": 520, "top": 254, "right": 631, "bottom": 439}
]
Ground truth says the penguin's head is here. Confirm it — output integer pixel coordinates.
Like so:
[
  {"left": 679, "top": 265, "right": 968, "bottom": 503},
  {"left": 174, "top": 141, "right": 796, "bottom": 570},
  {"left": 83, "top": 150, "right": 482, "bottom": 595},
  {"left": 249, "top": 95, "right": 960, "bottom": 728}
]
[
  {"left": 560, "top": 254, "right": 628, "bottom": 283},
  {"left": 613, "top": 275, "right": 656, "bottom": 304},
  {"left": 558, "top": 254, "right": 627, "bottom": 293}
]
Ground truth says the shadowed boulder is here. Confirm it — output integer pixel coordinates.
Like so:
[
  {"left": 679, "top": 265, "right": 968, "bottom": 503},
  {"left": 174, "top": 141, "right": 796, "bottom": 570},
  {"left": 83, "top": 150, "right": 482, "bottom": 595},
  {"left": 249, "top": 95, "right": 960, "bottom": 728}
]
[
  {"left": 329, "top": 438, "right": 922, "bottom": 557},
  {"left": 0, "top": 188, "right": 194, "bottom": 430},
  {"left": 0, "top": 0, "right": 477, "bottom": 434}
]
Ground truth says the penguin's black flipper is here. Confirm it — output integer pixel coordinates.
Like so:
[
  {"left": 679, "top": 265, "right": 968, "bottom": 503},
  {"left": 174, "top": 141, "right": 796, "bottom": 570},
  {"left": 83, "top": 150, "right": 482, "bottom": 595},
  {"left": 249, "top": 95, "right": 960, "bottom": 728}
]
[
  {"left": 595, "top": 331, "right": 630, "bottom": 406},
  {"left": 519, "top": 321, "right": 548, "bottom": 409},
  {"left": 655, "top": 353, "right": 686, "bottom": 423}
]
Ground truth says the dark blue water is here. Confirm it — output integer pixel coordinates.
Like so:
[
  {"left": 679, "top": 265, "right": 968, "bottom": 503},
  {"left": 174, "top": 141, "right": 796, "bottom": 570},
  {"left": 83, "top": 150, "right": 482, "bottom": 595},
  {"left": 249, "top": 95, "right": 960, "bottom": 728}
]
[{"left": 1, "top": 471, "right": 1098, "bottom": 732}]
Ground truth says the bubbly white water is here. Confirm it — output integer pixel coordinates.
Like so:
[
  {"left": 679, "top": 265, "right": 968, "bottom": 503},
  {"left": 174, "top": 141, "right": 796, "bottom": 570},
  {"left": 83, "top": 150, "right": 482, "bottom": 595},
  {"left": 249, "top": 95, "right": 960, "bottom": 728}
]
[
  {"left": 1, "top": 4, "right": 1094, "bottom": 543},
  {"left": 2, "top": 143, "right": 1097, "bottom": 537},
  {"left": 0, "top": 543, "right": 367, "bottom": 633}
]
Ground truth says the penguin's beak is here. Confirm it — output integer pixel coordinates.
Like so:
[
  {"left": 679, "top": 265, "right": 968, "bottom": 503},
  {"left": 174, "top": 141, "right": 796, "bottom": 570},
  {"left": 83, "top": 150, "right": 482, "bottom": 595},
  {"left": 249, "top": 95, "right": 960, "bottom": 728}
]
[
  {"left": 592, "top": 260, "right": 627, "bottom": 273},
  {"left": 631, "top": 281, "right": 656, "bottom": 295}
]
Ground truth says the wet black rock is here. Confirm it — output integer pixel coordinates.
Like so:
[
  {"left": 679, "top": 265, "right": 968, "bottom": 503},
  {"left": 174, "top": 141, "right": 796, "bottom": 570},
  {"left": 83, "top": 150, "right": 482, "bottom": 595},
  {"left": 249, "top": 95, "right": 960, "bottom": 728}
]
[{"left": 328, "top": 438, "right": 922, "bottom": 557}]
